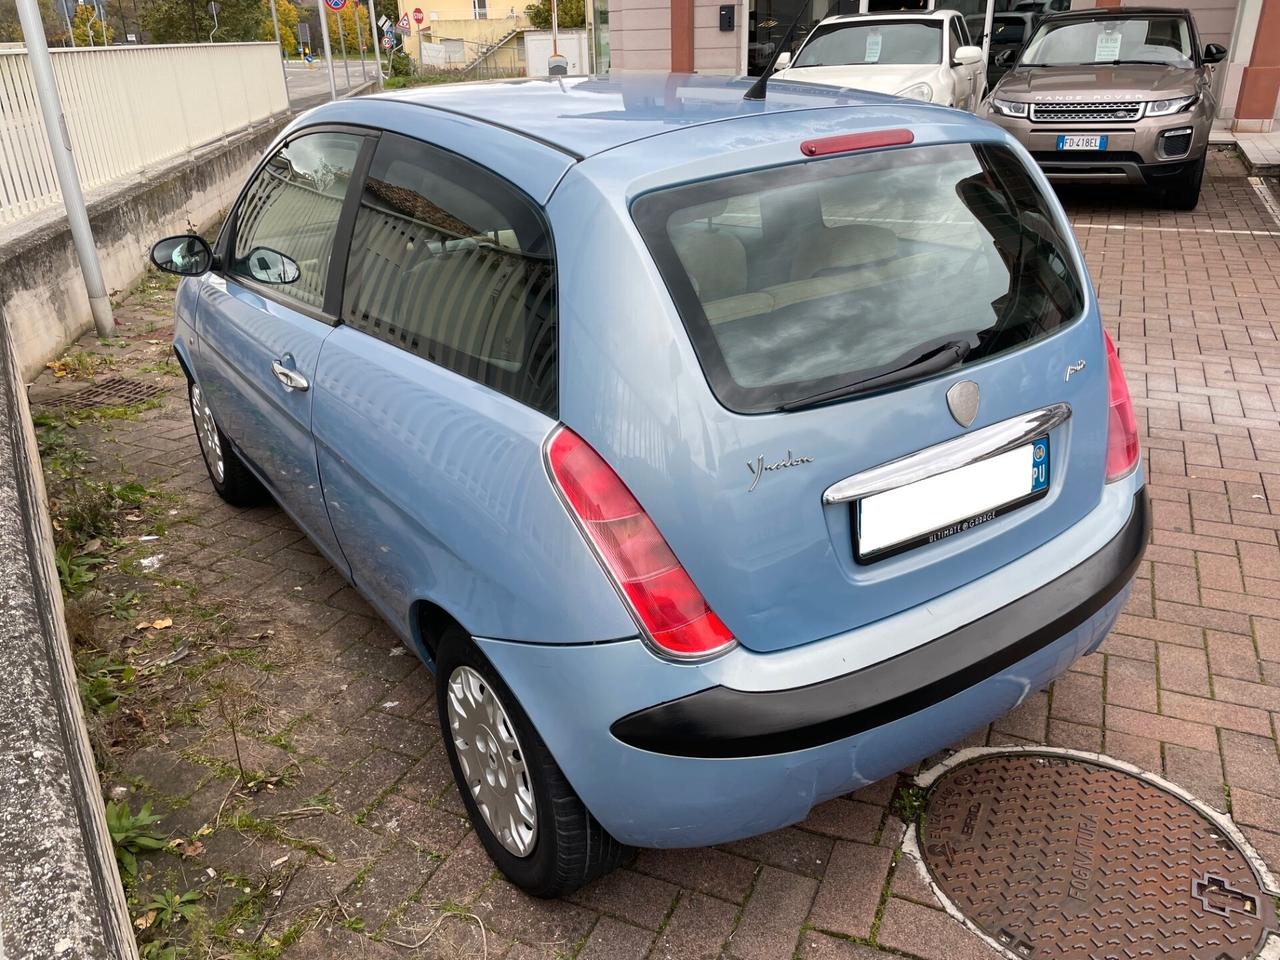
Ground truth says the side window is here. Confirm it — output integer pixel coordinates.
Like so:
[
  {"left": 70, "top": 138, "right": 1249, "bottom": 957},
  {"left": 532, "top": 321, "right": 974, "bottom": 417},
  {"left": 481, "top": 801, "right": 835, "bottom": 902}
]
[
  {"left": 342, "top": 133, "right": 558, "bottom": 416},
  {"left": 231, "top": 131, "right": 364, "bottom": 310},
  {"left": 951, "top": 18, "right": 968, "bottom": 51}
]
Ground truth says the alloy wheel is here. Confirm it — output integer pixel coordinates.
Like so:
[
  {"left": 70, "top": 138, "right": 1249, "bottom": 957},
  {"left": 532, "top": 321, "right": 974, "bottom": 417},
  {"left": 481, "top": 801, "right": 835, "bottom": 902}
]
[
  {"left": 446, "top": 665, "right": 538, "bottom": 857},
  {"left": 190, "top": 383, "right": 225, "bottom": 483}
]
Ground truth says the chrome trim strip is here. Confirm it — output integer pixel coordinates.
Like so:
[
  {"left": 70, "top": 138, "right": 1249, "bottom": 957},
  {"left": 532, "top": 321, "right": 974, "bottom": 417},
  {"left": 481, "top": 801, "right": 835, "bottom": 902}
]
[{"left": 822, "top": 403, "right": 1073, "bottom": 505}]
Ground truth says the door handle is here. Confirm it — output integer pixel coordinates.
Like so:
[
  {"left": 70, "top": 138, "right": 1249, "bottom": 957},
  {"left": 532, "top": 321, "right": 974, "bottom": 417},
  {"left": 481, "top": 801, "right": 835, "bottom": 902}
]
[{"left": 271, "top": 360, "right": 309, "bottom": 392}]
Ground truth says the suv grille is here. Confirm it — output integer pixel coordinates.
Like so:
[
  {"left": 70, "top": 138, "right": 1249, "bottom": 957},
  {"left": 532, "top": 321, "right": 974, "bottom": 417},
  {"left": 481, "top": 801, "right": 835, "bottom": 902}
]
[{"left": 1029, "top": 101, "right": 1145, "bottom": 123}]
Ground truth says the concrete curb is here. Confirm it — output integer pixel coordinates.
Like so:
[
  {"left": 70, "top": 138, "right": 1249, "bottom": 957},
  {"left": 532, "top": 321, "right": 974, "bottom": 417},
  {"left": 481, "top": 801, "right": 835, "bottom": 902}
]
[{"left": 0, "top": 311, "right": 138, "bottom": 960}]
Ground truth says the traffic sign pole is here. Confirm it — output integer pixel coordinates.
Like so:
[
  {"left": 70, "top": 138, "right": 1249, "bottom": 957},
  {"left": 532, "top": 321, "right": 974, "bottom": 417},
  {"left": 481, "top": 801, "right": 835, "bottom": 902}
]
[
  {"left": 316, "top": 0, "right": 339, "bottom": 100},
  {"left": 367, "top": 0, "right": 385, "bottom": 85},
  {"left": 334, "top": 8, "right": 350, "bottom": 88}
]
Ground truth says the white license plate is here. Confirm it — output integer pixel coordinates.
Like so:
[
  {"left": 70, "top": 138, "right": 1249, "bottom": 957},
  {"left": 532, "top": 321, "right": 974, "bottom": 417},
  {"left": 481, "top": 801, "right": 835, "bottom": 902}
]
[
  {"left": 1057, "top": 135, "right": 1107, "bottom": 151},
  {"left": 856, "top": 438, "right": 1050, "bottom": 562}
]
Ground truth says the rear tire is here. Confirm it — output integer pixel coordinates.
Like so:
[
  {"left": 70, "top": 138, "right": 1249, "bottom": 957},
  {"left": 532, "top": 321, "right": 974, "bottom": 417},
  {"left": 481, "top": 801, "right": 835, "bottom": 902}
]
[
  {"left": 188, "top": 381, "right": 267, "bottom": 507},
  {"left": 435, "top": 626, "right": 632, "bottom": 897},
  {"left": 1164, "top": 152, "right": 1205, "bottom": 210}
]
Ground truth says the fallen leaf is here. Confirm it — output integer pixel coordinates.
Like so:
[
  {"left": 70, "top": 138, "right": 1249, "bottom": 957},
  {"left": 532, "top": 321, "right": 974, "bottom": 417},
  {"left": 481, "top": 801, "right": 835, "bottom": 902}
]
[
  {"left": 151, "top": 618, "right": 173, "bottom": 630},
  {"left": 134, "top": 911, "right": 156, "bottom": 930},
  {"left": 179, "top": 840, "right": 205, "bottom": 859},
  {"left": 75, "top": 538, "right": 101, "bottom": 556}
]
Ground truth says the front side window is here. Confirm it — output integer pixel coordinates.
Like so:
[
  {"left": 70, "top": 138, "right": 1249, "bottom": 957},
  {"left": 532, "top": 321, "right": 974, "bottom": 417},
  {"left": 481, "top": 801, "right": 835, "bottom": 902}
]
[
  {"left": 1020, "top": 16, "right": 1193, "bottom": 66},
  {"left": 231, "top": 131, "right": 364, "bottom": 309},
  {"left": 792, "top": 21, "right": 943, "bottom": 67},
  {"left": 633, "top": 143, "right": 1084, "bottom": 414},
  {"left": 343, "top": 133, "right": 557, "bottom": 415}
]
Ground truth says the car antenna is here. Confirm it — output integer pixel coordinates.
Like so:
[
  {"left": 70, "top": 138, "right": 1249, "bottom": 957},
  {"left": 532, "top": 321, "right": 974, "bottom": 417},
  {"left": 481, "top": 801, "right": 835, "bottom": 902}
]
[{"left": 743, "top": 5, "right": 809, "bottom": 101}]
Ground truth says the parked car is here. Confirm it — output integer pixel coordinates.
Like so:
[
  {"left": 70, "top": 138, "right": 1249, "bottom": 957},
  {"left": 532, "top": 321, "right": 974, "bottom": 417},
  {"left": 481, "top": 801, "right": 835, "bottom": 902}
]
[
  {"left": 151, "top": 73, "right": 1148, "bottom": 897},
  {"left": 772, "top": 10, "right": 987, "bottom": 109},
  {"left": 978, "top": 7, "right": 1226, "bottom": 208},
  {"left": 966, "top": 11, "right": 1040, "bottom": 87}
]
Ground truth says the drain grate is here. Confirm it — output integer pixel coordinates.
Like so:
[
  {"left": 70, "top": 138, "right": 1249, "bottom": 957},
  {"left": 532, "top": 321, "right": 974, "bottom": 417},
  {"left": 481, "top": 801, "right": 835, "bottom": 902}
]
[
  {"left": 40, "top": 377, "right": 165, "bottom": 410},
  {"left": 920, "top": 753, "right": 1278, "bottom": 960}
]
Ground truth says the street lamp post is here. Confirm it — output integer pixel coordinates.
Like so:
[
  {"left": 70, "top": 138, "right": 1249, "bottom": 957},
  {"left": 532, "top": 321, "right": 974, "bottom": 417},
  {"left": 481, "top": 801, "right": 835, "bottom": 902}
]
[
  {"left": 364, "top": 0, "right": 383, "bottom": 86},
  {"left": 334, "top": 9, "right": 351, "bottom": 88},
  {"left": 14, "top": 0, "right": 114, "bottom": 335}
]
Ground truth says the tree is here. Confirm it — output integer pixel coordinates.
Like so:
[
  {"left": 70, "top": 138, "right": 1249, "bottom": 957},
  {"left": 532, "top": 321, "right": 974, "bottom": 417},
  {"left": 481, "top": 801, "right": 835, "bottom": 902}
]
[
  {"left": 142, "top": 0, "right": 268, "bottom": 43},
  {"left": 71, "top": 3, "right": 114, "bottom": 45},
  {"left": 0, "top": 0, "right": 73, "bottom": 45},
  {"left": 258, "top": 0, "right": 297, "bottom": 54},
  {"left": 524, "top": 0, "right": 583, "bottom": 29}
]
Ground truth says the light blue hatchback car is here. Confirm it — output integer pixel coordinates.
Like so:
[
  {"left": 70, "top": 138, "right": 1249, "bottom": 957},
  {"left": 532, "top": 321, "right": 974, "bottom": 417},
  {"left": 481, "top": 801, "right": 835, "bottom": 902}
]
[{"left": 151, "top": 73, "right": 1148, "bottom": 897}]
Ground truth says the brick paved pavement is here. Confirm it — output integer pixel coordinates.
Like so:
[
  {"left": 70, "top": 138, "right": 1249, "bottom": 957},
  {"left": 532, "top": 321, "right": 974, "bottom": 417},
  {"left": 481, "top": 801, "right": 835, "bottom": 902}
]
[{"left": 29, "top": 148, "right": 1280, "bottom": 959}]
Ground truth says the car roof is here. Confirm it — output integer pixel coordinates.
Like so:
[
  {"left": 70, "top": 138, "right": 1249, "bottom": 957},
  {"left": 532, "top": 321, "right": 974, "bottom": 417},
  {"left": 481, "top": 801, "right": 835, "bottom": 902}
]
[
  {"left": 816, "top": 9, "right": 956, "bottom": 23},
  {"left": 1038, "top": 5, "right": 1192, "bottom": 18},
  {"left": 362, "top": 73, "right": 909, "bottom": 160}
]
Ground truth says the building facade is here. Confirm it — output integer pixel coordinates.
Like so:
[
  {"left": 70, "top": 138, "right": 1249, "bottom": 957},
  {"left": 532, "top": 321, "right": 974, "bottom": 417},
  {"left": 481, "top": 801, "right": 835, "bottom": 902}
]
[{"left": 604, "top": 0, "right": 1280, "bottom": 130}]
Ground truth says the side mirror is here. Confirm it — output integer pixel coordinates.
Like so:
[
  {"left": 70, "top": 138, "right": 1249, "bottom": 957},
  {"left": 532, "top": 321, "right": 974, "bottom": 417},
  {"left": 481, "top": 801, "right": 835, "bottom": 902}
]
[
  {"left": 1203, "top": 42, "right": 1227, "bottom": 64},
  {"left": 773, "top": 50, "right": 792, "bottom": 71},
  {"left": 244, "top": 246, "right": 300, "bottom": 285},
  {"left": 150, "top": 235, "right": 213, "bottom": 276},
  {"left": 954, "top": 44, "right": 984, "bottom": 65}
]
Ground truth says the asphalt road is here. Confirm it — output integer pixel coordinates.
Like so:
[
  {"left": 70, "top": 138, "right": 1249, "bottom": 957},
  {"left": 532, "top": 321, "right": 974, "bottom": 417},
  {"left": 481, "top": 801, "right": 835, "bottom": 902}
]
[{"left": 284, "top": 58, "right": 381, "bottom": 108}]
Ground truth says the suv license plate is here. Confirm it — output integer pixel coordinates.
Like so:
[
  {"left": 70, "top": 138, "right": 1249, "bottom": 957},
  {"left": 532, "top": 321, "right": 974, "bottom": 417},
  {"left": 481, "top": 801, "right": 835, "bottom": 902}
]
[
  {"left": 1057, "top": 135, "right": 1107, "bottom": 151},
  {"left": 855, "top": 437, "right": 1051, "bottom": 563}
]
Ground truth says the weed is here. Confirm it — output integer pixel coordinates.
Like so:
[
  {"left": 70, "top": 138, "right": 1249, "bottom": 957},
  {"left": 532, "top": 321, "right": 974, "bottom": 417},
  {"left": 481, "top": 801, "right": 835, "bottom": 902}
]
[
  {"left": 47, "top": 350, "right": 115, "bottom": 380},
  {"left": 139, "top": 889, "right": 203, "bottom": 930},
  {"left": 77, "top": 654, "right": 135, "bottom": 714},
  {"left": 105, "top": 800, "right": 168, "bottom": 879},
  {"left": 107, "top": 589, "right": 142, "bottom": 620},
  {"left": 890, "top": 784, "right": 927, "bottom": 825},
  {"left": 140, "top": 359, "right": 184, "bottom": 378},
  {"left": 56, "top": 542, "right": 105, "bottom": 594}
]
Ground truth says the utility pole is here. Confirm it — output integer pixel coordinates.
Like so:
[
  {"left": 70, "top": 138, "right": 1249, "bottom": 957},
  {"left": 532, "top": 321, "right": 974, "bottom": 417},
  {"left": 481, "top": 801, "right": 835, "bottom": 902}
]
[
  {"left": 207, "top": 0, "right": 218, "bottom": 41},
  {"left": 316, "top": 0, "right": 338, "bottom": 99},
  {"left": 15, "top": 0, "right": 114, "bottom": 336},
  {"left": 61, "top": 0, "right": 75, "bottom": 46}
]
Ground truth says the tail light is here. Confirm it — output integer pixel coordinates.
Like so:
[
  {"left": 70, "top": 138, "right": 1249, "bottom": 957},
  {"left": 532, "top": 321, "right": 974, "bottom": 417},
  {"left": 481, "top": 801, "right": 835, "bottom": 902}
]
[
  {"left": 547, "top": 427, "right": 736, "bottom": 660},
  {"left": 1104, "top": 330, "right": 1140, "bottom": 482}
]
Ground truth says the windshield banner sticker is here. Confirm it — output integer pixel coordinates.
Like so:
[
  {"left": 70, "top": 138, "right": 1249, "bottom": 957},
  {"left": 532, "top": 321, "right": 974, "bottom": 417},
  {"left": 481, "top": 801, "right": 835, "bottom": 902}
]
[
  {"left": 1095, "top": 27, "right": 1122, "bottom": 62},
  {"left": 865, "top": 29, "right": 882, "bottom": 62}
]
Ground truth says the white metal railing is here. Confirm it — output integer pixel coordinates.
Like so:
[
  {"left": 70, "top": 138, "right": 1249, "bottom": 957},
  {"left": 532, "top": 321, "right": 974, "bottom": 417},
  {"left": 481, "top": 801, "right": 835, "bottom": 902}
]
[{"left": 0, "top": 43, "right": 288, "bottom": 227}]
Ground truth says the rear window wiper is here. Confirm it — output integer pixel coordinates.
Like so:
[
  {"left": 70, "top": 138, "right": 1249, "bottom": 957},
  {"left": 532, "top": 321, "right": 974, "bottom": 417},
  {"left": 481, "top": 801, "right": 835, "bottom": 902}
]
[{"left": 777, "top": 336, "right": 973, "bottom": 412}]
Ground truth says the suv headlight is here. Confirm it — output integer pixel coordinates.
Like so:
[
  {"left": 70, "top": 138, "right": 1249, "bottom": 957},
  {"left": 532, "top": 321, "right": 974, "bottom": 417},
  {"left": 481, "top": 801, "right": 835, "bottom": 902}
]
[
  {"left": 1146, "top": 94, "right": 1198, "bottom": 116},
  {"left": 896, "top": 82, "right": 933, "bottom": 102},
  {"left": 989, "top": 97, "right": 1030, "bottom": 118}
]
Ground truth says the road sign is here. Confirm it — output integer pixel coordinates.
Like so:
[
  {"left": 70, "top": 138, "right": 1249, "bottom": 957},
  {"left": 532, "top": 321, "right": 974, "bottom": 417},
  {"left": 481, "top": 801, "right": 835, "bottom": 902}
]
[
  {"left": 324, "top": 0, "right": 347, "bottom": 9},
  {"left": 381, "top": 35, "right": 392, "bottom": 48},
  {"left": 395, "top": 12, "right": 411, "bottom": 32},
  {"left": 298, "top": 20, "right": 310, "bottom": 42},
  {"left": 378, "top": 14, "right": 389, "bottom": 28},
  {"left": 412, "top": 6, "right": 423, "bottom": 22}
]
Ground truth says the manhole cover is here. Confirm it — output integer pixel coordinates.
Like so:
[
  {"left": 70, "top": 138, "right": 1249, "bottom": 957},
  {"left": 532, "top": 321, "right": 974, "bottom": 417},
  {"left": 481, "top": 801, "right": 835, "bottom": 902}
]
[
  {"left": 920, "top": 753, "right": 1278, "bottom": 960},
  {"left": 41, "top": 377, "right": 164, "bottom": 410}
]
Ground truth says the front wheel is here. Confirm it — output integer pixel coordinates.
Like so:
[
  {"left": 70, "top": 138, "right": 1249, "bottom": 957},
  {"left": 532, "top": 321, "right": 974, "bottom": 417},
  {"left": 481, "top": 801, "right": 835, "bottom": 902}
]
[
  {"left": 188, "top": 381, "right": 267, "bottom": 507},
  {"left": 1164, "top": 152, "right": 1205, "bottom": 210},
  {"left": 435, "top": 626, "right": 631, "bottom": 897}
]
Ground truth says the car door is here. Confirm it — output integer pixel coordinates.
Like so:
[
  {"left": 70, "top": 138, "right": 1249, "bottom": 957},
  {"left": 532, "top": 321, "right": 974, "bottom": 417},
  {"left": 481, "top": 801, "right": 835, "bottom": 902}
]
[
  {"left": 311, "top": 131, "right": 612, "bottom": 647},
  {"left": 949, "top": 16, "right": 983, "bottom": 108},
  {"left": 196, "top": 129, "right": 371, "bottom": 571}
]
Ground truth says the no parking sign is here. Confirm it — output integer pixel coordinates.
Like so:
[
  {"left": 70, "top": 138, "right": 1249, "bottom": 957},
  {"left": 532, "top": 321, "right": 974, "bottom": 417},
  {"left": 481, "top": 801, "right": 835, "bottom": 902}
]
[{"left": 324, "top": 0, "right": 347, "bottom": 9}]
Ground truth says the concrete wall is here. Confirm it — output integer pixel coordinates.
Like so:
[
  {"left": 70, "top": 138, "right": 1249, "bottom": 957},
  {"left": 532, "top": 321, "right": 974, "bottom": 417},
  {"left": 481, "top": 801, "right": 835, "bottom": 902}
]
[
  {"left": 0, "top": 317, "right": 138, "bottom": 960},
  {"left": 694, "top": 0, "right": 741, "bottom": 72},
  {"left": 0, "top": 117, "right": 288, "bottom": 382}
]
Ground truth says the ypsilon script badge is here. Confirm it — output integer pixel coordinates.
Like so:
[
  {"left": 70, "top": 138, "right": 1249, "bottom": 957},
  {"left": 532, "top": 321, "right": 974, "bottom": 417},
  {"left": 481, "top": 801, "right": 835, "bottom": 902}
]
[{"left": 946, "top": 380, "right": 980, "bottom": 429}]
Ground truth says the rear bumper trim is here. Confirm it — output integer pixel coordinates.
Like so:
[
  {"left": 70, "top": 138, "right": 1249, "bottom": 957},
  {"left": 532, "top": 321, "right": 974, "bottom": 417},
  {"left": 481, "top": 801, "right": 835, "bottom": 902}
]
[{"left": 610, "top": 488, "right": 1150, "bottom": 759}]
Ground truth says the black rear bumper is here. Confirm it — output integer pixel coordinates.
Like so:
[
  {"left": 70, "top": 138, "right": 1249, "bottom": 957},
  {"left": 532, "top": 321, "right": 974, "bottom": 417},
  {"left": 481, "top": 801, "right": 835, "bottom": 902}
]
[{"left": 611, "top": 488, "right": 1150, "bottom": 759}]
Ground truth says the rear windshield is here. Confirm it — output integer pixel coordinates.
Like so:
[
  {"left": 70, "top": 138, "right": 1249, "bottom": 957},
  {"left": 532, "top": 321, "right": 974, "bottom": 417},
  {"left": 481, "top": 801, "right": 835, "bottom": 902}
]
[
  {"left": 792, "top": 21, "right": 943, "bottom": 67},
  {"left": 632, "top": 142, "right": 1084, "bottom": 414}
]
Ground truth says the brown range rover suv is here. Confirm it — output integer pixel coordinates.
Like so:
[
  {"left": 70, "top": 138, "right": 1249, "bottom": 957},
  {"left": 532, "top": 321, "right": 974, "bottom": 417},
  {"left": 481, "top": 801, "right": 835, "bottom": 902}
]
[{"left": 977, "top": 7, "right": 1227, "bottom": 209}]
